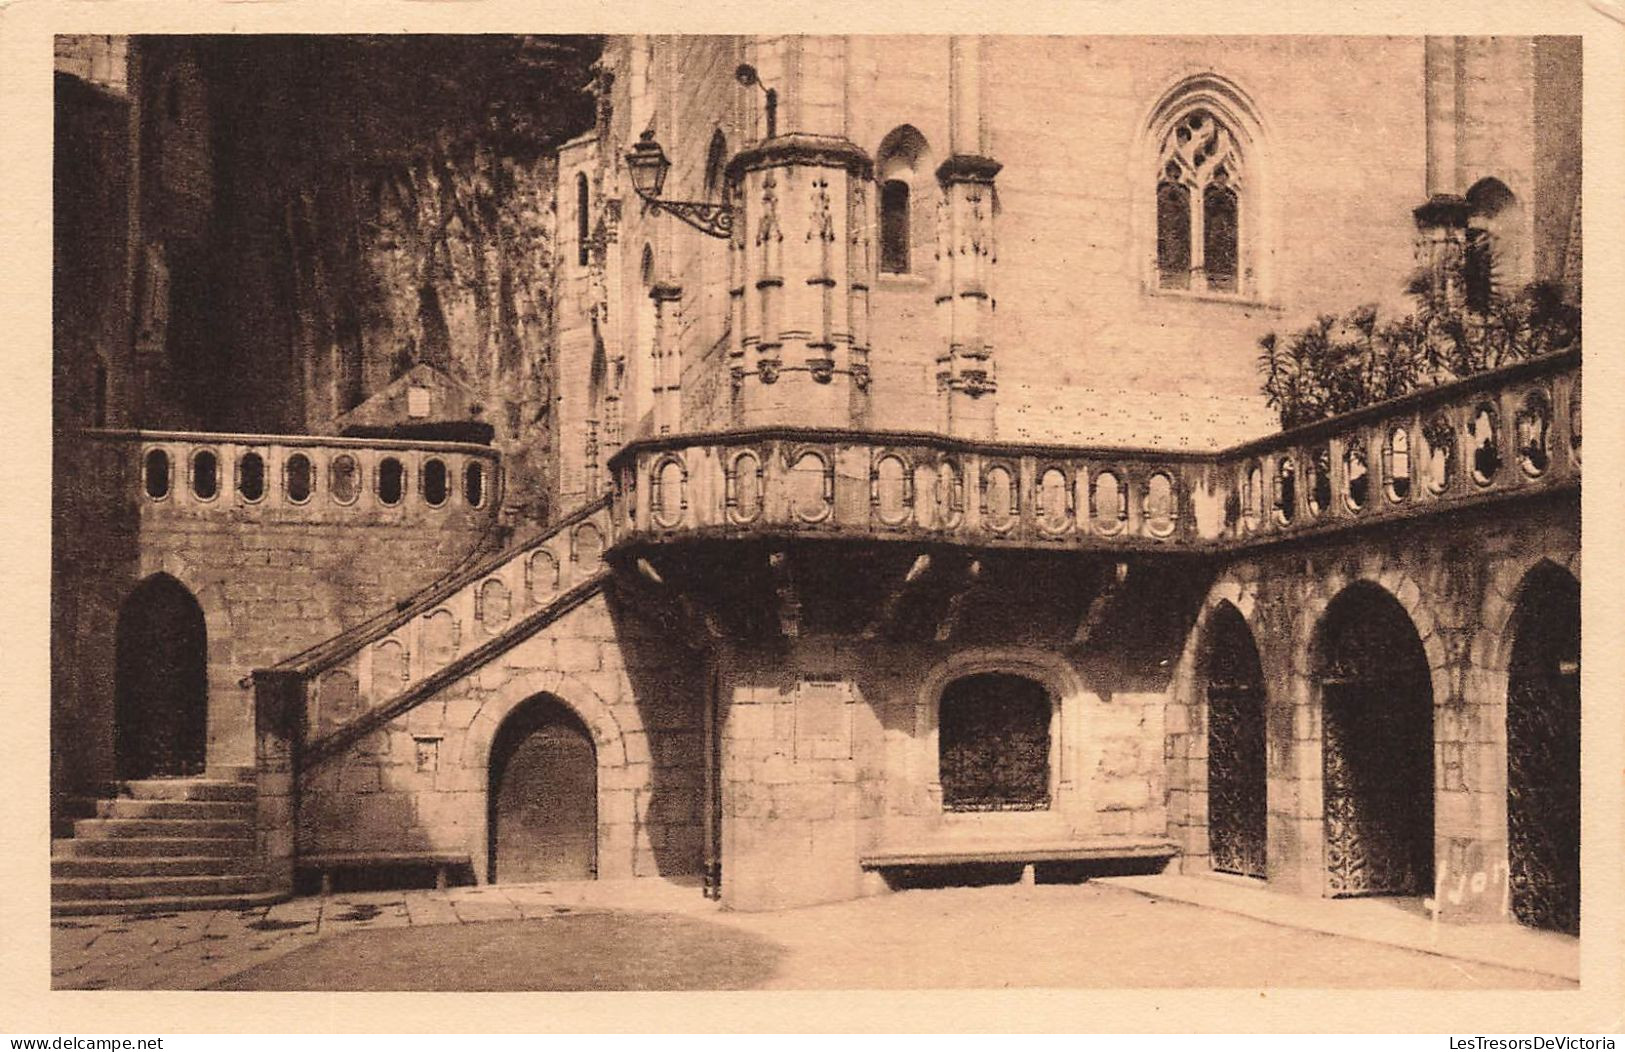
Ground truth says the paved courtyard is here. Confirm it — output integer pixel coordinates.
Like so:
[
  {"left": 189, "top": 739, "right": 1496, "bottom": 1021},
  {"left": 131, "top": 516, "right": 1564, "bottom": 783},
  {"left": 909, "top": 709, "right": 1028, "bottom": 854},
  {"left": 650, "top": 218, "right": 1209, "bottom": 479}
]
[{"left": 50, "top": 877, "right": 1577, "bottom": 991}]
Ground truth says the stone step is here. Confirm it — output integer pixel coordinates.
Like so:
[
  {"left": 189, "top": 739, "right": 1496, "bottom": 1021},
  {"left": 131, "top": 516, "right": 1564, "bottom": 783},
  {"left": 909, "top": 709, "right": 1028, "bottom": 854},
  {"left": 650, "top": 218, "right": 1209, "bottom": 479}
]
[
  {"left": 94, "top": 798, "right": 254, "bottom": 821},
  {"left": 111, "top": 779, "right": 256, "bottom": 802},
  {"left": 52, "top": 872, "right": 269, "bottom": 901},
  {"left": 73, "top": 817, "right": 252, "bottom": 840},
  {"left": 52, "top": 854, "right": 248, "bottom": 879},
  {"left": 205, "top": 765, "right": 257, "bottom": 784},
  {"left": 51, "top": 888, "right": 286, "bottom": 917},
  {"left": 53, "top": 835, "right": 255, "bottom": 859}
]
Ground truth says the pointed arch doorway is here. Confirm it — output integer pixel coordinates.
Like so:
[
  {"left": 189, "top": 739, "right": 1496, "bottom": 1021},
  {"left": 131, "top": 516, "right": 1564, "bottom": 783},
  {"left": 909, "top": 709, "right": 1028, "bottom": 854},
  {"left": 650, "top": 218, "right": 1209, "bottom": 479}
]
[
  {"left": 1204, "top": 603, "right": 1267, "bottom": 879},
  {"left": 489, "top": 695, "right": 598, "bottom": 884},
  {"left": 114, "top": 574, "right": 208, "bottom": 780},
  {"left": 1506, "top": 563, "right": 1580, "bottom": 935},
  {"left": 1317, "top": 584, "right": 1435, "bottom": 897}
]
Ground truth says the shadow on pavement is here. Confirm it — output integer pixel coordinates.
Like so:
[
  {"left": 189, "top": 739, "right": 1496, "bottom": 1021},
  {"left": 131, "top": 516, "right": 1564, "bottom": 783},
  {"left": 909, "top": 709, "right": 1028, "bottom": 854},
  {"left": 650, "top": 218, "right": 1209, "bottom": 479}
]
[{"left": 210, "top": 911, "right": 786, "bottom": 991}]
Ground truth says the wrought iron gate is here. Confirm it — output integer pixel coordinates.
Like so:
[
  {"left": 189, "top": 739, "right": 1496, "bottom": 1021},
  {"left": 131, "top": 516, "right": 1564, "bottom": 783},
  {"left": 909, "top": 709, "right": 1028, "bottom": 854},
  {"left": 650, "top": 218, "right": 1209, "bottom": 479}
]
[
  {"left": 1206, "top": 608, "right": 1267, "bottom": 879},
  {"left": 1323, "top": 676, "right": 1433, "bottom": 896},
  {"left": 1209, "top": 679, "right": 1267, "bottom": 878},
  {"left": 1507, "top": 575, "right": 1580, "bottom": 934}
]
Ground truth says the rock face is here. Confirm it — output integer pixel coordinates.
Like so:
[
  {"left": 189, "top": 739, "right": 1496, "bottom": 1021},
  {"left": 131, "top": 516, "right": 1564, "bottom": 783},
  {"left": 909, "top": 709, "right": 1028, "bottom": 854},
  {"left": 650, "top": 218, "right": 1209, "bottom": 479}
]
[{"left": 286, "top": 146, "right": 562, "bottom": 523}]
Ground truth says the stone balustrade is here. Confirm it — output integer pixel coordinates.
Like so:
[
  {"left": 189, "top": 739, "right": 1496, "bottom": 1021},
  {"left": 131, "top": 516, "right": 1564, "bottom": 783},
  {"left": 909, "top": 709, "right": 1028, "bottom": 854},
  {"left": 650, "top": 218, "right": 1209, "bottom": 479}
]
[
  {"left": 609, "top": 350, "right": 1579, "bottom": 553},
  {"left": 275, "top": 499, "right": 615, "bottom": 754},
  {"left": 86, "top": 429, "right": 502, "bottom": 525}
]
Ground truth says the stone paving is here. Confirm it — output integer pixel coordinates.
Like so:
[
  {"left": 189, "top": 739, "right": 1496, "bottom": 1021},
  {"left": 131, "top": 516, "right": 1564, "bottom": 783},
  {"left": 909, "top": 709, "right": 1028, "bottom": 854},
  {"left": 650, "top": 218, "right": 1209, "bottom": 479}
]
[{"left": 51, "top": 877, "right": 1578, "bottom": 991}]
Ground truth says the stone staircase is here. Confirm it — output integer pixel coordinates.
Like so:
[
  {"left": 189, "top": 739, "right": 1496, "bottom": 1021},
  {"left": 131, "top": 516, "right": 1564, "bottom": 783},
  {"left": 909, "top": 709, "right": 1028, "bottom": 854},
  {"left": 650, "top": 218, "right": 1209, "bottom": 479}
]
[{"left": 51, "top": 766, "right": 283, "bottom": 916}]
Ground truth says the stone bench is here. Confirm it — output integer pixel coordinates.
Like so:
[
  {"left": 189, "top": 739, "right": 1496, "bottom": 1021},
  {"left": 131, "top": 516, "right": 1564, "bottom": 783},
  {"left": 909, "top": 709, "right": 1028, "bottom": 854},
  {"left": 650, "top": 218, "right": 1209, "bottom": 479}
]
[
  {"left": 860, "top": 837, "right": 1179, "bottom": 885},
  {"left": 298, "top": 851, "right": 472, "bottom": 895}
]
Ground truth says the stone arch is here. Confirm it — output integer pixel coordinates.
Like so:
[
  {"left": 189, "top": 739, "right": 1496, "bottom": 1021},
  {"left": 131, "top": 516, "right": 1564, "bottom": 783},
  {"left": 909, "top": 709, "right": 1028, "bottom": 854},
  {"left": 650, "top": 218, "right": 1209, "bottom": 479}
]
[
  {"left": 1484, "top": 550, "right": 1581, "bottom": 674},
  {"left": 460, "top": 670, "right": 630, "bottom": 883},
  {"left": 463, "top": 670, "right": 628, "bottom": 780}
]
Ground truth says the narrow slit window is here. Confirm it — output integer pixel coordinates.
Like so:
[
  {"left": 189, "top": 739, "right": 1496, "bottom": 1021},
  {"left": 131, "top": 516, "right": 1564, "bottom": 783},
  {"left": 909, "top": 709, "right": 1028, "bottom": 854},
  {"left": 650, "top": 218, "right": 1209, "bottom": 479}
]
[
  {"left": 464, "top": 462, "right": 485, "bottom": 508},
  {"left": 880, "top": 179, "right": 910, "bottom": 274},
  {"left": 576, "top": 172, "right": 590, "bottom": 268},
  {"left": 423, "top": 458, "right": 449, "bottom": 508},
  {"left": 238, "top": 452, "right": 265, "bottom": 502}
]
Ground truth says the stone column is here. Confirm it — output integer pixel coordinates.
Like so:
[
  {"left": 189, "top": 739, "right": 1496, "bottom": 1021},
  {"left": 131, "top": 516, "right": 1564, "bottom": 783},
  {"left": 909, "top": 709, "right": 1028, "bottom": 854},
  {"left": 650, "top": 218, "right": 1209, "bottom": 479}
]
[
  {"left": 1412, "top": 193, "right": 1470, "bottom": 309},
  {"left": 727, "top": 136, "right": 875, "bottom": 429},
  {"left": 650, "top": 280, "right": 683, "bottom": 435},
  {"left": 934, "top": 36, "right": 999, "bottom": 439}
]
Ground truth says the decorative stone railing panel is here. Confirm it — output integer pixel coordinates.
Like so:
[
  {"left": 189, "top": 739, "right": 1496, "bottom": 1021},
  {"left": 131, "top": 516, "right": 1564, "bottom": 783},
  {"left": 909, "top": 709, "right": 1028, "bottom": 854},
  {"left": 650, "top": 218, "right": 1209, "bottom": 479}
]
[
  {"left": 609, "top": 351, "right": 1578, "bottom": 554},
  {"left": 87, "top": 429, "right": 501, "bottom": 527},
  {"left": 289, "top": 500, "right": 615, "bottom": 741}
]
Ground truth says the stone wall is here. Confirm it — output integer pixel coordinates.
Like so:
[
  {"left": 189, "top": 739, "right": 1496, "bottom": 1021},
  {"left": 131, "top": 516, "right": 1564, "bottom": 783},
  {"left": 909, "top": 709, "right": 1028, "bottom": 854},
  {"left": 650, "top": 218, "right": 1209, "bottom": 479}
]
[
  {"left": 52, "top": 452, "right": 498, "bottom": 801},
  {"left": 717, "top": 632, "right": 1175, "bottom": 911},
  {"left": 298, "top": 590, "right": 708, "bottom": 883},
  {"left": 1164, "top": 492, "right": 1579, "bottom": 919}
]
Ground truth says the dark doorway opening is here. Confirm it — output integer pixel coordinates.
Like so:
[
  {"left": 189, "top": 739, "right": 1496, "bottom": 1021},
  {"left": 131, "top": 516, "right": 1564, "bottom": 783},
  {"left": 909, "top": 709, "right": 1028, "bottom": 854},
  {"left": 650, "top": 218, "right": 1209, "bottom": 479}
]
[
  {"left": 1205, "top": 603, "right": 1267, "bottom": 879},
  {"left": 114, "top": 574, "right": 208, "bottom": 780},
  {"left": 1318, "top": 584, "right": 1434, "bottom": 897},
  {"left": 489, "top": 695, "right": 598, "bottom": 883},
  {"left": 1507, "top": 563, "right": 1580, "bottom": 935},
  {"left": 939, "top": 673, "right": 1052, "bottom": 812}
]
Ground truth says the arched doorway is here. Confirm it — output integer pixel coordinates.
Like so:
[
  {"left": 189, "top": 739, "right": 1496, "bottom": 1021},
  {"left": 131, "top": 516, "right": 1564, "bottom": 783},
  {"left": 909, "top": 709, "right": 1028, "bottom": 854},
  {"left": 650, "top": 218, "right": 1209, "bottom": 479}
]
[
  {"left": 938, "top": 673, "right": 1053, "bottom": 812},
  {"left": 1205, "top": 603, "right": 1267, "bottom": 879},
  {"left": 489, "top": 695, "right": 598, "bottom": 883},
  {"left": 114, "top": 575, "right": 208, "bottom": 780},
  {"left": 1317, "top": 584, "right": 1434, "bottom": 897},
  {"left": 1506, "top": 563, "right": 1580, "bottom": 934}
]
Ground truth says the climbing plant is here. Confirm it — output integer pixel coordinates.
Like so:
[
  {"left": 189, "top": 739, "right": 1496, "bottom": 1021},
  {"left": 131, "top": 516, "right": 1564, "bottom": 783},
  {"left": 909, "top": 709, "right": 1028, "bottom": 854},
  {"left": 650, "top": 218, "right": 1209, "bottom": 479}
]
[{"left": 1257, "top": 276, "right": 1579, "bottom": 430}]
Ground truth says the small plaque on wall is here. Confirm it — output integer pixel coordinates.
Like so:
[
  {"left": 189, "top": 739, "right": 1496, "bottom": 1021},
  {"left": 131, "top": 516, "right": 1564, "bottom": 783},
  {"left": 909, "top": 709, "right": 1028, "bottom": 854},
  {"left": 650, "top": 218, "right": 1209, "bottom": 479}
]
[{"left": 794, "top": 676, "right": 854, "bottom": 761}]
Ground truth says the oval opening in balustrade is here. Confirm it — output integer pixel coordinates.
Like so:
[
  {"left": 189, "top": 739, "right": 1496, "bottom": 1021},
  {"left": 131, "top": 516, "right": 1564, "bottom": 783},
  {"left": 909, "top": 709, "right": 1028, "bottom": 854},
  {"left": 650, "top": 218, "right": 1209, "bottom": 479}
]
[
  {"left": 1038, "top": 467, "right": 1071, "bottom": 534},
  {"left": 1306, "top": 446, "right": 1332, "bottom": 517},
  {"left": 423, "top": 458, "right": 449, "bottom": 507},
  {"left": 728, "top": 451, "right": 763, "bottom": 523},
  {"left": 1383, "top": 427, "right": 1411, "bottom": 503},
  {"left": 1092, "top": 469, "right": 1126, "bottom": 535},
  {"left": 1343, "top": 441, "right": 1368, "bottom": 511},
  {"left": 1422, "top": 416, "right": 1455, "bottom": 495},
  {"left": 378, "top": 457, "right": 405, "bottom": 506},
  {"left": 286, "top": 452, "right": 313, "bottom": 504},
  {"left": 238, "top": 451, "right": 266, "bottom": 502},
  {"left": 1274, "top": 458, "right": 1296, "bottom": 525},
  {"left": 190, "top": 450, "right": 219, "bottom": 501},
  {"left": 330, "top": 454, "right": 360, "bottom": 505},
  {"left": 143, "top": 448, "right": 171, "bottom": 500},
  {"left": 873, "top": 454, "right": 910, "bottom": 525},
  {"left": 789, "top": 451, "right": 832, "bottom": 522},
  {"left": 1243, "top": 462, "right": 1264, "bottom": 531},
  {"left": 464, "top": 461, "right": 486, "bottom": 508},
  {"left": 1515, "top": 390, "right": 1552, "bottom": 478},
  {"left": 1144, "top": 471, "right": 1177, "bottom": 536},
  {"left": 653, "top": 457, "right": 686, "bottom": 528},
  {"left": 1469, "top": 403, "right": 1501, "bottom": 485},
  {"left": 984, "top": 464, "right": 1017, "bottom": 532}
]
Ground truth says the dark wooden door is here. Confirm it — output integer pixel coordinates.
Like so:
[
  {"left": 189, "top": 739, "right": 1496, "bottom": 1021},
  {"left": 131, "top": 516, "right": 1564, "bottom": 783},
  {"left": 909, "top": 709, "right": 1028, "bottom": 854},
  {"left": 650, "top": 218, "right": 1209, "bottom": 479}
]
[
  {"left": 491, "top": 702, "right": 597, "bottom": 883},
  {"left": 114, "top": 576, "right": 208, "bottom": 780}
]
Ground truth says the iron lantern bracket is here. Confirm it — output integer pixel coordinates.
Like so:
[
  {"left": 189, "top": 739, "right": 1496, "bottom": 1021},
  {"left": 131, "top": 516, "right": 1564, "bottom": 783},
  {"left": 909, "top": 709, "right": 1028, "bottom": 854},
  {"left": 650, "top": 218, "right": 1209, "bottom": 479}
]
[{"left": 632, "top": 188, "right": 734, "bottom": 240}]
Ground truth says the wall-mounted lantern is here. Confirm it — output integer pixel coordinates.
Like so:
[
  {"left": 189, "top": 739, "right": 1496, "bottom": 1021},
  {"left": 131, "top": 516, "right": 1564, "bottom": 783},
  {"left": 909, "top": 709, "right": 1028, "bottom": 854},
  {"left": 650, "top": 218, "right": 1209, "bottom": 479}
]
[{"left": 623, "top": 64, "right": 777, "bottom": 241}]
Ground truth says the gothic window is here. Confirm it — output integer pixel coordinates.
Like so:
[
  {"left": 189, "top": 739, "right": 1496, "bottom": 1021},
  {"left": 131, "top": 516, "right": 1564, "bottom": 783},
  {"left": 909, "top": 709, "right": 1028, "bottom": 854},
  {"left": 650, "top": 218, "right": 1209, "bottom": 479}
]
[
  {"left": 1156, "top": 108, "right": 1245, "bottom": 293},
  {"left": 704, "top": 130, "right": 728, "bottom": 201},
  {"left": 1464, "top": 178, "right": 1518, "bottom": 314},
  {"left": 938, "top": 673, "right": 1053, "bottom": 811}
]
